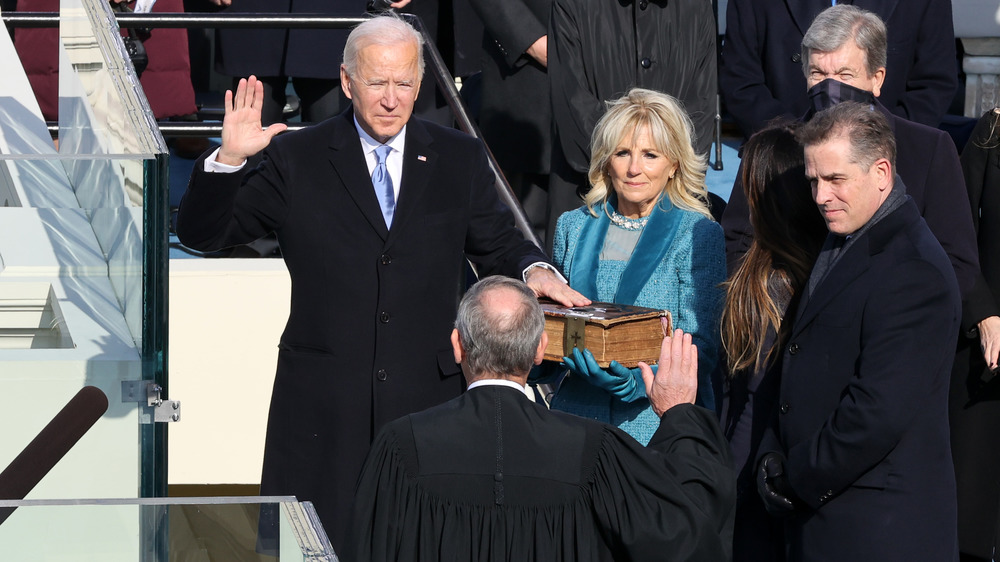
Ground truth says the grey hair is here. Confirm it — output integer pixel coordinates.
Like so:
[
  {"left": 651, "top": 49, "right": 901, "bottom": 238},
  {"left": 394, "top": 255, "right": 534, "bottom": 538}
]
[
  {"left": 455, "top": 276, "right": 545, "bottom": 378},
  {"left": 801, "top": 5, "right": 887, "bottom": 78},
  {"left": 342, "top": 14, "right": 425, "bottom": 79},
  {"left": 796, "top": 101, "right": 896, "bottom": 171}
]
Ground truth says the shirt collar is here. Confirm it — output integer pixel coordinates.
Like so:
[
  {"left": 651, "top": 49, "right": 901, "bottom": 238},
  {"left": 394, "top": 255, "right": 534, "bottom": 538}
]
[
  {"left": 354, "top": 116, "right": 406, "bottom": 154},
  {"left": 467, "top": 379, "right": 527, "bottom": 392}
]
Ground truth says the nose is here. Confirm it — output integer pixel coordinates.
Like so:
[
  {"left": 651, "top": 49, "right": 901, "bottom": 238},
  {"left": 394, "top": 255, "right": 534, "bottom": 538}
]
[
  {"left": 381, "top": 85, "right": 399, "bottom": 109},
  {"left": 813, "top": 181, "right": 831, "bottom": 205},
  {"left": 627, "top": 155, "right": 642, "bottom": 176}
]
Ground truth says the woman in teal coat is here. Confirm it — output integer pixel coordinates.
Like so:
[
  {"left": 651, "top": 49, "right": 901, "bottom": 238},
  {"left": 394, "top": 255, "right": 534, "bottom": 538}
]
[{"left": 538, "top": 88, "right": 726, "bottom": 444}]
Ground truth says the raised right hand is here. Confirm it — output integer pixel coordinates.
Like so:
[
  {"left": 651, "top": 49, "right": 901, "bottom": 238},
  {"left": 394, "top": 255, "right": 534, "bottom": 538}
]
[
  {"left": 217, "top": 76, "right": 288, "bottom": 165},
  {"left": 639, "top": 323, "right": 698, "bottom": 416}
]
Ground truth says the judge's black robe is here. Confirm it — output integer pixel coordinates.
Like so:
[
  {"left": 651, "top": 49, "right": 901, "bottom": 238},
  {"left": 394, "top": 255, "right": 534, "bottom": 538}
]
[{"left": 345, "top": 385, "right": 735, "bottom": 561}]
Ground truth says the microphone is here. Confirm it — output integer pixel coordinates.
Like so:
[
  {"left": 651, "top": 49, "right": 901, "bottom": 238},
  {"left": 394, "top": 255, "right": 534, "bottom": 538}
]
[{"left": 0, "top": 385, "right": 109, "bottom": 525}]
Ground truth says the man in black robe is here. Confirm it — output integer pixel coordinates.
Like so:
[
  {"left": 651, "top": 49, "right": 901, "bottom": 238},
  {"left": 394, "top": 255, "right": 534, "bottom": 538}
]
[{"left": 345, "top": 276, "right": 735, "bottom": 561}]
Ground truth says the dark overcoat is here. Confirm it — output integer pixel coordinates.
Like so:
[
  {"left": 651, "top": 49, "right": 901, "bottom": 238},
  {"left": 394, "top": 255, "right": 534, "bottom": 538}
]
[
  {"left": 175, "top": 110, "right": 548, "bottom": 550},
  {"left": 719, "top": 0, "right": 957, "bottom": 136},
  {"left": 951, "top": 109, "right": 1000, "bottom": 559},
  {"left": 766, "top": 197, "right": 961, "bottom": 561}
]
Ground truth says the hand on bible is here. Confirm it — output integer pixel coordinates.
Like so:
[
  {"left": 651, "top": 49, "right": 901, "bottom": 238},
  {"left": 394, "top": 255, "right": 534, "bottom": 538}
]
[
  {"left": 639, "top": 324, "right": 697, "bottom": 416},
  {"left": 561, "top": 348, "right": 647, "bottom": 402},
  {"left": 217, "top": 76, "right": 288, "bottom": 166},
  {"left": 524, "top": 267, "right": 590, "bottom": 307}
]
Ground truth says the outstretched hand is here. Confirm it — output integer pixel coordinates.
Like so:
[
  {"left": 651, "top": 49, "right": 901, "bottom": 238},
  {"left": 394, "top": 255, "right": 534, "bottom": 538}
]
[
  {"left": 639, "top": 323, "right": 698, "bottom": 417},
  {"left": 217, "top": 76, "right": 288, "bottom": 166}
]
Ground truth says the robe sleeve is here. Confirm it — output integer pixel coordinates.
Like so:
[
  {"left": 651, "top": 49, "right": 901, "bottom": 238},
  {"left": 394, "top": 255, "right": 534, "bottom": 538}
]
[{"left": 589, "top": 404, "right": 735, "bottom": 559}]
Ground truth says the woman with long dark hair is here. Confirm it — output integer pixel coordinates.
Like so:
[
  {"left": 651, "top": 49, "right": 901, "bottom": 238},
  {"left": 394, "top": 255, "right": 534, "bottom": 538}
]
[{"left": 720, "top": 123, "right": 827, "bottom": 561}]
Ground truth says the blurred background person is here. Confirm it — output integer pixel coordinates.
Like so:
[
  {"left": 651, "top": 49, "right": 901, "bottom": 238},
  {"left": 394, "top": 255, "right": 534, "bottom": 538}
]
[
  {"left": 212, "top": 0, "right": 364, "bottom": 127},
  {"left": 953, "top": 107, "right": 1000, "bottom": 562},
  {"left": 547, "top": 0, "right": 718, "bottom": 250},
  {"left": 468, "top": 0, "right": 551, "bottom": 242},
  {"left": 719, "top": 123, "right": 826, "bottom": 562},
  {"left": 720, "top": 0, "right": 957, "bottom": 138},
  {"left": 534, "top": 88, "right": 725, "bottom": 443}
]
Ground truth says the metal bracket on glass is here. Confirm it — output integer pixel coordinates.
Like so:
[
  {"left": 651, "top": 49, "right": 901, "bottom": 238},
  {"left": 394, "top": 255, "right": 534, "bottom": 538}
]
[{"left": 121, "top": 381, "right": 180, "bottom": 424}]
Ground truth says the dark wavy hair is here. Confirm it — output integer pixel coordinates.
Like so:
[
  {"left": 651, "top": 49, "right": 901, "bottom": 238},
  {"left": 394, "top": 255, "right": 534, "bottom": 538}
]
[{"left": 721, "top": 123, "right": 827, "bottom": 375}]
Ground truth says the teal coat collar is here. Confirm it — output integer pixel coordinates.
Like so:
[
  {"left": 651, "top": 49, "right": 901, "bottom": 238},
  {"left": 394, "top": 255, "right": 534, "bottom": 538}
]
[{"left": 569, "top": 199, "right": 683, "bottom": 305}]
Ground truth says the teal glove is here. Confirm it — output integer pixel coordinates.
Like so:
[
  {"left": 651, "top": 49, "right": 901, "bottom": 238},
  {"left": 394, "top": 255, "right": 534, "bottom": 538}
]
[{"left": 562, "top": 348, "right": 651, "bottom": 403}]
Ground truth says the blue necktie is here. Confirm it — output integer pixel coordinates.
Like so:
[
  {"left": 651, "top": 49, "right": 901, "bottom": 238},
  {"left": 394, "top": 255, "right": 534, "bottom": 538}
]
[{"left": 372, "top": 145, "right": 395, "bottom": 228}]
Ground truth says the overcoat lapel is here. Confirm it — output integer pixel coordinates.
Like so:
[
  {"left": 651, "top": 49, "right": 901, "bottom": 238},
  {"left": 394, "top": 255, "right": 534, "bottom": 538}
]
[
  {"left": 791, "top": 239, "right": 871, "bottom": 335},
  {"left": 329, "top": 111, "right": 390, "bottom": 240},
  {"left": 388, "top": 118, "right": 438, "bottom": 246}
]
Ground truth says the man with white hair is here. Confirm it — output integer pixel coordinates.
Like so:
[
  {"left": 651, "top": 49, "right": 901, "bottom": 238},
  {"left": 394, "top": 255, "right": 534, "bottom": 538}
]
[{"left": 176, "top": 14, "right": 586, "bottom": 551}]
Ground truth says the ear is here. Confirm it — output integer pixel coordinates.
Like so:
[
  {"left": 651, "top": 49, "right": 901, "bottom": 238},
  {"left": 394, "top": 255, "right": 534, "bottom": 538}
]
[
  {"left": 340, "top": 64, "right": 354, "bottom": 100},
  {"left": 451, "top": 329, "right": 464, "bottom": 364},
  {"left": 872, "top": 157, "right": 892, "bottom": 191},
  {"left": 869, "top": 67, "right": 886, "bottom": 98},
  {"left": 534, "top": 332, "right": 548, "bottom": 365}
]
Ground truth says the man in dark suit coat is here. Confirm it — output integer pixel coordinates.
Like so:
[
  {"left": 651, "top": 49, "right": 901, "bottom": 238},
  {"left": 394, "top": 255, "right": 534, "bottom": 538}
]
[
  {"left": 757, "top": 102, "right": 961, "bottom": 561},
  {"left": 346, "top": 276, "right": 735, "bottom": 561},
  {"left": 720, "top": 0, "right": 956, "bottom": 137},
  {"left": 175, "top": 15, "right": 587, "bottom": 552},
  {"left": 721, "top": 5, "right": 979, "bottom": 319}
]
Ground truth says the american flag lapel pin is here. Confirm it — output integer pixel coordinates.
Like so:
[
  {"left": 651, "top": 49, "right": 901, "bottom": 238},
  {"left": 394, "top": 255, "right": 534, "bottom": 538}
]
[{"left": 417, "top": 155, "right": 427, "bottom": 162}]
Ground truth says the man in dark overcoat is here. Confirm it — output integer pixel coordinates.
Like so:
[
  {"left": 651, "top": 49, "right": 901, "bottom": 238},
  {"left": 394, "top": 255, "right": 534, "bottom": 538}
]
[
  {"left": 175, "top": 15, "right": 586, "bottom": 552},
  {"left": 719, "top": 0, "right": 956, "bottom": 137},
  {"left": 757, "top": 101, "right": 961, "bottom": 561}
]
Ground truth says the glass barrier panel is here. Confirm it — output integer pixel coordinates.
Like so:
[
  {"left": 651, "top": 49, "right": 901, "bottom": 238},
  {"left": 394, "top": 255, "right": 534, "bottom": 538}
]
[{"left": 0, "top": 497, "right": 335, "bottom": 561}]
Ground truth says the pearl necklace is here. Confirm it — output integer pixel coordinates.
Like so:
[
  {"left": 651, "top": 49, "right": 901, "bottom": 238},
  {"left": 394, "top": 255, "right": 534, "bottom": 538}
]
[{"left": 609, "top": 210, "right": 649, "bottom": 231}]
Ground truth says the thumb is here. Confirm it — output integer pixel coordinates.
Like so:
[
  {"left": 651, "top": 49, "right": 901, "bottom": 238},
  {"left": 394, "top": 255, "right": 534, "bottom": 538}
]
[
  {"left": 638, "top": 361, "right": 654, "bottom": 395},
  {"left": 264, "top": 122, "right": 289, "bottom": 139}
]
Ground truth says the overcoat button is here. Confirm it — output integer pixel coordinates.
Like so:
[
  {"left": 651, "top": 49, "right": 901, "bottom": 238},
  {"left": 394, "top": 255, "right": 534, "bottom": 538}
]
[
  {"left": 380, "top": 254, "right": 392, "bottom": 265},
  {"left": 789, "top": 343, "right": 799, "bottom": 355},
  {"left": 380, "top": 311, "right": 390, "bottom": 323},
  {"left": 791, "top": 53, "right": 801, "bottom": 63},
  {"left": 640, "top": 57, "right": 652, "bottom": 69},
  {"left": 780, "top": 403, "right": 790, "bottom": 414},
  {"left": 377, "top": 369, "right": 388, "bottom": 381}
]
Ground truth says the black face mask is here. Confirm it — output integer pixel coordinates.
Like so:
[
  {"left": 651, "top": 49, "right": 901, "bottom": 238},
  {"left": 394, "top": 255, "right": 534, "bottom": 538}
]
[{"left": 805, "top": 78, "right": 877, "bottom": 120}]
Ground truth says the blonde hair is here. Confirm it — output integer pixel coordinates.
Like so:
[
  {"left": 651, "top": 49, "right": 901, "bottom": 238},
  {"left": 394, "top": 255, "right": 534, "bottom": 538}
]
[{"left": 584, "top": 88, "right": 712, "bottom": 220}]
